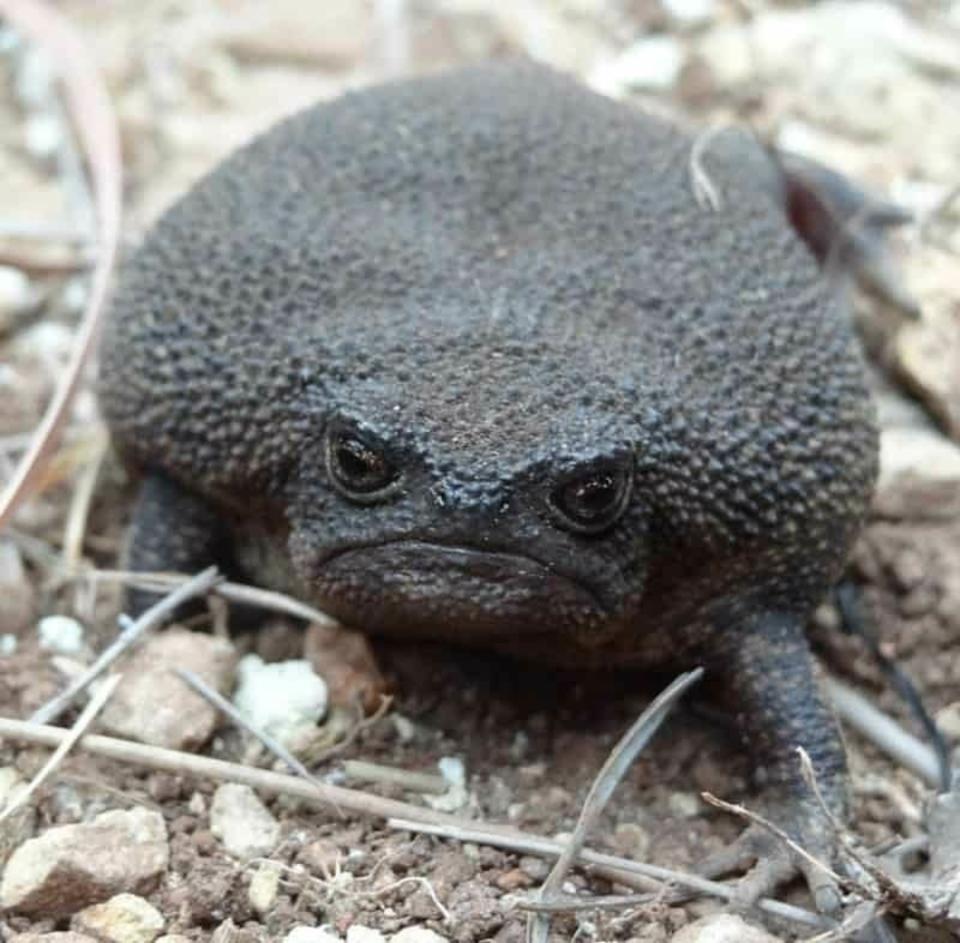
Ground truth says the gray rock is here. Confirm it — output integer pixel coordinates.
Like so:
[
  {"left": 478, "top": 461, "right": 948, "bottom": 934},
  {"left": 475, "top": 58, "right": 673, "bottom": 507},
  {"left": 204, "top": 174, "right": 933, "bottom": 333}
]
[
  {"left": 670, "top": 915, "right": 783, "bottom": 943},
  {"left": 0, "top": 766, "right": 36, "bottom": 867},
  {"left": 209, "top": 784, "right": 280, "bottom": 859},
  {"left": 0, "top": 808, "right": 169, "bottom": 917}
]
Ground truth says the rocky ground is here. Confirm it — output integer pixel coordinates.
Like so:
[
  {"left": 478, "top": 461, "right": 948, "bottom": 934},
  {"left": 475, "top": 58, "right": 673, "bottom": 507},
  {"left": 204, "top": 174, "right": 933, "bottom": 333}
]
[{"left": 0, "top": 1, "right": 959, "bottom": 941}]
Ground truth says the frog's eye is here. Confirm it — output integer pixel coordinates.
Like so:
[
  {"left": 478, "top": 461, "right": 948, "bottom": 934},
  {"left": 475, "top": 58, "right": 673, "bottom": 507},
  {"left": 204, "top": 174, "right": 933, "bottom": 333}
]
[
  {"left": 548, "top": 462, "right": 632, "bottom": 535},
  {"left": 326, "top": 428, "right": 399, "bottom": 502}
]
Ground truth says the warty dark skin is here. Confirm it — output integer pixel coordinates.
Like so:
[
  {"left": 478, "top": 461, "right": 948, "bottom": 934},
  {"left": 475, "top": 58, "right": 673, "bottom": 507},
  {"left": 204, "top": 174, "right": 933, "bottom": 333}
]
[{"left": 100, "top": 62, "right": 897, "bottom": 915}]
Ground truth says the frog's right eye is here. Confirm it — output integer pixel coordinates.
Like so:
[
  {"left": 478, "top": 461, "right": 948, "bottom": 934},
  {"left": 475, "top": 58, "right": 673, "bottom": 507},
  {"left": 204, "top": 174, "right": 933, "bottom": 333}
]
[{"left": 325, "top": 428, "right": 399, "bottom": 503}]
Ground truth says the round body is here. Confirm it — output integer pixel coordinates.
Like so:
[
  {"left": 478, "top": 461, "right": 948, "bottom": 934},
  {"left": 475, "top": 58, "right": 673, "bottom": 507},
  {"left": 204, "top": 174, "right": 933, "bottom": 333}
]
[{"left": 100, "top": 63, "right": 877, "bottom": 666}]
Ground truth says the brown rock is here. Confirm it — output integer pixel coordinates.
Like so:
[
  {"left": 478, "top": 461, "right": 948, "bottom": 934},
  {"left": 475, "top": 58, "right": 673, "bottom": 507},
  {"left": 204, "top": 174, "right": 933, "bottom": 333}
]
[
  {"left": 303, "top": 622, "right": 388, "bottom": 714},
  {"left": 0, "top": 766, "right": 36, "bottom": 867},
  {"left": 219, "top": 0, "right": 372, "bottom": 69},
  {"left": 897, "top": 313, "right": 960, "bottom": 443},
  {"left": 494, "top": 868, "right": 533, "bottom": 891},
  {"left": 296, "top": 838, "right": 341, "bottom": 877},
  {"left": 98, "top": 629, "right": 238, "bottom": 750},
  {"left": 0, "top": 539, "right": 34, "bottom": 637},
  {"left": 0, "top": 808, "right": 169, "bottom": 917},
  {"left": 71, "top": 893, "right": 165, "bottom": 942},
  {"left": 12, "top": 935, "right": 99, "bottom": 942}
]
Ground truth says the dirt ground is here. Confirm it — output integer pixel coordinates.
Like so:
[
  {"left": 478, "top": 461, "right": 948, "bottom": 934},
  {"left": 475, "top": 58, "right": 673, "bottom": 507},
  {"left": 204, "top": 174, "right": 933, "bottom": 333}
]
[{"left": 0, "top": 1, "right": 959, "bottom": 941}]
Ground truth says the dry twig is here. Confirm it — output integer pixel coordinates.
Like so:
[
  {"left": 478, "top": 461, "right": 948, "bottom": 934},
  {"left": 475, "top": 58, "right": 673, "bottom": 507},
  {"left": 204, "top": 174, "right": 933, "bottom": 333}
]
[
  {"left": 61, "top": 430, "right": 107, "bottom": 571},
  {"left": 304, "top": 694, "right": 393, "bottom": 765},
  {"left": 389, "top": 816, "right": 827, "bottom": 930},
  {"left": 29, "top": 566, "right": 221, "bottom": 725},
  {"left": 689, "top": 126, "right": 728, "bottom": 211},
  {"left": 0, "top": 716, "right": 828, "bottom": 929},
  {"left": 0, "top": 0, "right": 122, "bottom": 529},
  {"left": 528, "top": 668, "right": 703, "bottom": 943},
  {"left": 0, "top": 245, "right": 89, "bottom": 274},
  {"left": 90, "top": 569, "right": 342, "bottom": 629},
  {"left": 824, "top": 676, "right": 941, "bottom": 788},
  {"left": 174, "top": 667, "right": 331, "bottom": 799},
  {"left": 701, "top": 791, "right": 851, "bottom": 891},
  {"left": 0, "top": 673, "right": 121, "bottom": 823},
  {"left": 342, "top": 759, "right": 448, "bottom": 795}
]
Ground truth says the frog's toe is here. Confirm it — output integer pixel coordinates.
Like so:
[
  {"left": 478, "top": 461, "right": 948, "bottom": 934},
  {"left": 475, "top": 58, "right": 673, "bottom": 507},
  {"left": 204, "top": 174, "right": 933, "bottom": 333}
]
[
  {"left": 697, "top": 820, "right": 842, "bottom": 915},
  {"left": 697, "top": 823, "right": 805, "bottom": 905}
]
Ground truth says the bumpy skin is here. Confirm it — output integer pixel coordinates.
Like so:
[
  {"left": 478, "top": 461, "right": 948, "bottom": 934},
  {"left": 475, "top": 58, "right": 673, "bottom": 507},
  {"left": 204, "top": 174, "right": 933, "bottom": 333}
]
[{"left": 101, "top": 63, "right": 879, "bottom": 903}]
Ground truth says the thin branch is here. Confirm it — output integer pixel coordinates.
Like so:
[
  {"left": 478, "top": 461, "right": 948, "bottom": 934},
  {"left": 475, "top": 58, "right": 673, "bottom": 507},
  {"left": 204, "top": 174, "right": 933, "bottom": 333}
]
[
  {"left": 305, "top": 695, "right": 393, "bottom": 765},
  {"left": 342, "top": 759, "right": 448, "bottom": 795},
  {"left": 0, "top": 716, "right": 828, "bottom": 930},
  {"left": 0, "top": 673, "right": 121, "bottom": 823},
  {"left": 0, "top": 716, "right": 482, "bottom": 829},
  {"left": 0, "top": 0, "right": 122, "bottom": 529},
  {"left": 89, "top": 569, "right": 341, "bottom": 629},
  {"left": 0, "top": 245, "right": 89, "bottom": 274},
  {"left": 29, "top": 567, "right": 221, "bottom": 725},
  {"left": 174, "top": 667, "right": 334, "bottom": 802},
  {"left": 62, "top": 432, "right": 106, "bottom": 571},
  {"left": 797, "top": 748, "right": 928, "bottom": 914},
  {"left": 0, "top": 219, "right": 89, "bottom": 242},
  {"left": 689, "top": 126, "right": 728, "bottom": 211},
  {"left": 517, "top": 893, "right": 656, "bottom": 914},
  {"left": 529, "top": 668, "right": 703, "bottom": 943},
  {"left": 824, "top": 676, "right": 941, "bottom": 788},
  {"left": 389, "top": 817, "right": 828, "bottom": 930},
  {"left": 700, "top": 791, "right": 851, "bottom": 890}
]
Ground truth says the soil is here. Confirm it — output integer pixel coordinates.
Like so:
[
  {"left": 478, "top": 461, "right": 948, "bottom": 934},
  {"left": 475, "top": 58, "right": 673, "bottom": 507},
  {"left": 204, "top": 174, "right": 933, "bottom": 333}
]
[{"left": 0, "top": 1, "right": 958, "bottom": 941}]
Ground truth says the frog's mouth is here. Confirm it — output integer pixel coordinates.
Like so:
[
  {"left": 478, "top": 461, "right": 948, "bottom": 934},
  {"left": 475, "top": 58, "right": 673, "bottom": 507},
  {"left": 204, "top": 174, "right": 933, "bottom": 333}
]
[{"left": 309, "top": 540, "right": 615, "bottom": 643}]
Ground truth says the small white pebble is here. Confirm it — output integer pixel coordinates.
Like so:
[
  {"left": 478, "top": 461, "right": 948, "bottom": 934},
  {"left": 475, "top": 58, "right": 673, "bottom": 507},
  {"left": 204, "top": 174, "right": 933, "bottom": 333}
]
[
  {"left": 24, "top": 112, "right": 62, "bottom": 160},
  {"left": 248, "top": 860, "right": 282, "bottom": 914},
  {"left": 0, "top": 266, "right": 32, "bottom": 322},
  {"left": 0, "top": 635, "right": 17, "bottom": 656},
  {"left": 37, "top": 615, "right": 85, "bottom": 655},
  {"left": 392, "top": 713, "right": 416, "bottom": 743},
  {"left": 347, "top": 926, "right": 386, "bottom": 943},
  {"left": 233, "top": 655, "right": 328, "bottom": 747},
  {"left": 426, "top": 756, "right": 468, "bottom": 812},
  {"left": 284, "top": 928, "right": 342, "bottom": 943},
  {"left": 391, "top": 928, "right": 449, "bottom": 943},
  {"left": 661, "top": 0, "right": 716, "bottom": 24},
  {"left": 668, "top": 791, "right": 702, "bottom": 819},
  {"left": 588, "top": 36, "right": 684, "bottom": 96},
  {"left": 62, "top": 276, "right": 90, "bottom": 314}
]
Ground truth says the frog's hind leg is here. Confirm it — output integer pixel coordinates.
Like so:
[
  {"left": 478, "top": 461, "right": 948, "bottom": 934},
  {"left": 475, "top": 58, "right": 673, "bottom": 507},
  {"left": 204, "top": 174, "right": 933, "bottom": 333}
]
[
  {"left": 776, "top": 151, "right": 919, "bottom": 319},
  {"left": 123, "top": 471, "right": 231, "bottom": 618},
  {"left": 695, "top": 610, "right": 849, "bottom": 915}
]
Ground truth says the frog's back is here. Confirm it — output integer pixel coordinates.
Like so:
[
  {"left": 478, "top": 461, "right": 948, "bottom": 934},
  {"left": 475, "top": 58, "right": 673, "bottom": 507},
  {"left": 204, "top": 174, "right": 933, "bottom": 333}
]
[
  {"left": 103, "top": 61, "right": 845, "bottom": 370},
  {"left": 101, "top": 61, "right": 874, "bottom": 552}
]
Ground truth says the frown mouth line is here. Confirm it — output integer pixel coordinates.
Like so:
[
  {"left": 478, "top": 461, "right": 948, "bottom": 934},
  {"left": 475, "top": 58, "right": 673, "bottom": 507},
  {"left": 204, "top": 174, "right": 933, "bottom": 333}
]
[{"left": 317, "top": 538, "right": 605, "bottom": 608}]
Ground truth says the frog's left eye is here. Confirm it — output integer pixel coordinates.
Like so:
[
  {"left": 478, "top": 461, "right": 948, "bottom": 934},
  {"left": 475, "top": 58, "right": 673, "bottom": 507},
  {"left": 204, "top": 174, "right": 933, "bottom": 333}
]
[
  {"left": 548, "top": 461, "right": 632, "bottom": 535},
  {"left": 326, "top": 428, "right": 399, "bottom": 502}
]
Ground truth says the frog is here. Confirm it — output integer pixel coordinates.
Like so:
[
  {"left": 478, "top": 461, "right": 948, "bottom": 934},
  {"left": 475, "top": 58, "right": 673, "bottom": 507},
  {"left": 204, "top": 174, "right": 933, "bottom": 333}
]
[{"left": 99, "top": 61, "right": 913, "bottom": 917}]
